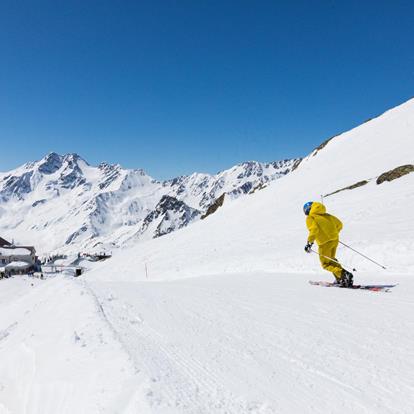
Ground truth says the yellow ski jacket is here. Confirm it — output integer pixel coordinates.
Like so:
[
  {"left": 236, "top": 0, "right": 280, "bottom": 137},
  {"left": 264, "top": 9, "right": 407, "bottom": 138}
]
[{"left": 306, "top": 202, "right": 343, "bottom": 245}]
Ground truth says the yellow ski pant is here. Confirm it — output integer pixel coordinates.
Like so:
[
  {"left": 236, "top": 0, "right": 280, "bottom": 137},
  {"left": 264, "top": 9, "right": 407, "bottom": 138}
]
[{"left": 318, "top": 240, "right": 343, "bottom": 280}]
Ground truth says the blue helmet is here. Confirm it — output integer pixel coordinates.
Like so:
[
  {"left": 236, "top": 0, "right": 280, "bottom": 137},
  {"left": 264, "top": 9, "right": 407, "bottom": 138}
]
[{"left": 303, "top": 201, "right": 313, "bottom": 215}]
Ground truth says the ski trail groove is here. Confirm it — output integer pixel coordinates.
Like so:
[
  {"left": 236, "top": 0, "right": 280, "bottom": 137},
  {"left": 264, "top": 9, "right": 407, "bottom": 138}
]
[{"left": 86, "top": 272, "right": 414, "bottom": 414}]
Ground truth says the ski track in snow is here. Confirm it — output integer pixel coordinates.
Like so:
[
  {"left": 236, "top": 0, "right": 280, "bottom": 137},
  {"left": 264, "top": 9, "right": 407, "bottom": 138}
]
[
  {"left": 0, "top": 275, "right": 150, "bottom": 414},
  {"left": 86, "top": 272, "right": 414, "bottom": 414}
]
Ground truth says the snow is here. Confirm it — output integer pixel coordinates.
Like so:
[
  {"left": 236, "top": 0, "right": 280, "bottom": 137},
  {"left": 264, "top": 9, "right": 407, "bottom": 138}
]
[
  {"left": 0, "top": 276, "right": 146, "bottom": 414},
  {"left": 3, "top": 272, "right": 412, "bottom": 413},
  {"left": 5, "top": 261, "right": 32, "bottom": 269},
  {"left": 86, "top": 272, "right": 414, "bottom": 413},
  {"left": 0, "top": 98, "right": 414, "bottom": 413},
  {"left": 0, "top": 248, "right": 31, "bottom": 256}
]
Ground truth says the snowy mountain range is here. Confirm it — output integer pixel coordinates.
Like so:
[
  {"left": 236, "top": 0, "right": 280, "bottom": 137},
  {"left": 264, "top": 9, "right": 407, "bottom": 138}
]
[{"left": 0, "top": 153, "right": 297, "bottom": 253}]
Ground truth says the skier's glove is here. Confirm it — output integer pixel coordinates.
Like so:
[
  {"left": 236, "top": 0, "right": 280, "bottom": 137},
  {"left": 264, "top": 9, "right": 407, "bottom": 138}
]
[{"left": 304, "top": 242, "right": 313, "bottom": 253}]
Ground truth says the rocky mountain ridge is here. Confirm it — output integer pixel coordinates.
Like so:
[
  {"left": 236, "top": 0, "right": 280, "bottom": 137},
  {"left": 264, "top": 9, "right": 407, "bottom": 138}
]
[{"left": 0, "top": 153, "right": 298, "bottom": 253}]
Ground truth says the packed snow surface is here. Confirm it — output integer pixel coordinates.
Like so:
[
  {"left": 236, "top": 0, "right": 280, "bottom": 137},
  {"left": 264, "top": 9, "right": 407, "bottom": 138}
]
[
  {"left": 1, "top": 98, "right": 414, "bottom": 413},
  {"left": 1, "top": 272, "right": 413, "bottom": 413}
]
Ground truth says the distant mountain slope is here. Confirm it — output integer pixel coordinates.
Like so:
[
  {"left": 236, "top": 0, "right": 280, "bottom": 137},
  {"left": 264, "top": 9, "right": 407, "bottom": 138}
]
[{"left": 0, "top": 153, "right": 298, "bottom": 253}]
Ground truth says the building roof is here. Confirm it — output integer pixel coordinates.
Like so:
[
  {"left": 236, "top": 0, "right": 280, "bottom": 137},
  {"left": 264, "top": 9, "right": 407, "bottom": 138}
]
[
  {"left": 0, "top": 237, "right": 11, "bottom": 247},
  {"left": 5, "top": 261, "right": 32, "bottom": 269},
  {"left": 0, "top": 247, "right": 32, "bottom": 256}
]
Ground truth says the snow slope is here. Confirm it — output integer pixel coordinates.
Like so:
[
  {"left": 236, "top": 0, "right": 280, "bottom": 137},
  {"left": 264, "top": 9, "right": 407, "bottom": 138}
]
[
  {"left": 1, "top": 98, "right": 413, "bottom": 413},
  {"left": 92, "top": 98, "right": 414, "bottom": 281}
]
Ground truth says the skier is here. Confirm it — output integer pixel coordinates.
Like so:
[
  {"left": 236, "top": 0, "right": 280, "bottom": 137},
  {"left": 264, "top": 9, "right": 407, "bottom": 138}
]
[{"left": 303, "top": 201, "right": 353, "bottom": 287}]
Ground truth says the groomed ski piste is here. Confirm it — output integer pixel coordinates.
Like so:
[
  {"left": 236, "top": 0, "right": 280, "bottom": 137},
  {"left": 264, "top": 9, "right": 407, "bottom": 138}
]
[{"left": 1, "top": 98, "right": 414, "bottom": 413}]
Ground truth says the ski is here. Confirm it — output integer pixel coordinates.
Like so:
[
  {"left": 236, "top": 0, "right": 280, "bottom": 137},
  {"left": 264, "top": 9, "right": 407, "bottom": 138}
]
[{"left": 309, "top": 280, "right": 397, "bottom": 292}]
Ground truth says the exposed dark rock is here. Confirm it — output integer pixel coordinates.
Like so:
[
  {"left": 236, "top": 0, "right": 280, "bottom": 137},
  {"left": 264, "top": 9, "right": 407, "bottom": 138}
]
[
  {"left": 140, "top": 195, "right": 201, "bottom": 238},
  {"left": 312, "top": 135, "right": 338, "bottom": 157},
  {"left": 1, "top": 171, "right": 33, "bottom": 200},
  {"left": 270, "top": 159, "right": 298, "bottom": 172},
  {"left": 38, "top": 153, "right": 63, "bottom": 174},
  {"left": 59, "top": 159, "right": 86, "bottom": 189},
  {"left": 60, "top": 169, "right": 86, "bottom": 189},
  {"left": 376, "top": 165, "right": 414, "bottom": 185},
  {"left": 227, "top": 182, "right": 253, "bottom": 198},
  {"left": 98, "top": 163, "right": 121, "bottom": 190},
  {"left": 249, "top": 183, "right": 268, "bottom": 194},
  {"left": 324, "top": 180, "right": 369, "bottom": 197},
  {"left": 65, "top": 225, "right": 88, "bottom": 244},
  {"left": 291, "top": 158, "right": 303, "bottom": 171},
  {"left": 32, "top": 199, "right": 47, "bottom": 207},
  {"left": 201, "top": 193, "right": 225, "bottom": 220}
]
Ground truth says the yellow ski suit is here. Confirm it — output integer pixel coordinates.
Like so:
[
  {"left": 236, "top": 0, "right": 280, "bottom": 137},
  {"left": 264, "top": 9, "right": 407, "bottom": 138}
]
[{"left": 306, "top": 202, "right": 343, "bottom": 280}]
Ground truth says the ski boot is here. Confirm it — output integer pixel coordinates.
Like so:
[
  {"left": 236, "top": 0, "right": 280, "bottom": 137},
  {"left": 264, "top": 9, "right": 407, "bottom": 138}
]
[{"left": 340, "top": 269, "right": 354, "bottom": 287}]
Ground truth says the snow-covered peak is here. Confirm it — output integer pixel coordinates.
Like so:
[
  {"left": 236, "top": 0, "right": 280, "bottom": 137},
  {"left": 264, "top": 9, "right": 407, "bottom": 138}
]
[
  {"left": 164, "top": 159, "right": 299, "bottom": 209},
  {"left": 37, "top": 152, "right": 63, "bottom": 174},
  {"left": 35, "top": 152, "right": 88, "bottom": 175},
  {"left": 118, "top": 169, "right": 157, "bottom": 191},
  {"left": 62, "top": 152, "right": 87, "bottom": 164},
  {"left": 98, "top": 161, "right": 121, "bottom": 172}
]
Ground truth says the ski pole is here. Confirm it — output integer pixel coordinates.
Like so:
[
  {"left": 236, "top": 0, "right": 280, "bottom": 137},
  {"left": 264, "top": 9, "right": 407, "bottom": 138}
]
[
  {"left": 339, "top": 241, "right": 386, "bottom": 270},
  {"left": 310, "top": 248, "right": 357, "bottom": 272}
]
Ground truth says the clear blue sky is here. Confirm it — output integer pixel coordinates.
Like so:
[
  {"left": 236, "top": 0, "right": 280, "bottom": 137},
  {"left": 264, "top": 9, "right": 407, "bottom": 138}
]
[{"left": 1, "top": 0, "right": 413, "bottom": 179}]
